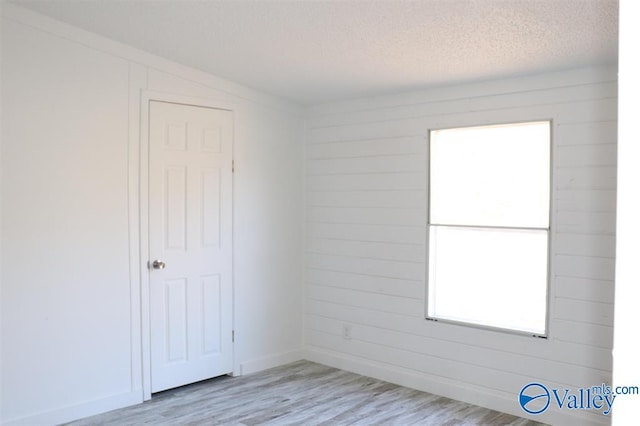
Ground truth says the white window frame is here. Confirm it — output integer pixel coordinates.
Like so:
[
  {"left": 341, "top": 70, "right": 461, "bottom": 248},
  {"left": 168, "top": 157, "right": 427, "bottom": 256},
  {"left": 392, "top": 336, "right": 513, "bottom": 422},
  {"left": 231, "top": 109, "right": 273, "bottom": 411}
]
[{"left": 425, "top": 120, "right": 552, "bottom": 338}]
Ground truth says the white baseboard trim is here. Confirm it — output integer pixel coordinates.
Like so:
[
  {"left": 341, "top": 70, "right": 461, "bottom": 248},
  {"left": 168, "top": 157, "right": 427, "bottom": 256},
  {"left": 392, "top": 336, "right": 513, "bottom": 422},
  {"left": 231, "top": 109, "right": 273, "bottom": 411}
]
[
  {"left": 239, "top": 349, "right": 305, "bottom": 376},
  {"left": 2, "top": 389, "right": 143, "bottom": 426},
  {"left": 303, "top": 346, "right": 610, "bottom": 426}
]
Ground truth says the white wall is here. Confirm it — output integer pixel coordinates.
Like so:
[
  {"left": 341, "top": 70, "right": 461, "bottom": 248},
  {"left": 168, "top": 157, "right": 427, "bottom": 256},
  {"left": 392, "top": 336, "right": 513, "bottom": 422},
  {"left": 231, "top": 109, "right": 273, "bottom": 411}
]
[
  {"left": 304, "top": 68, "right": 617, "bottom": 426},
  {"left": 0, "top": 5, "right": 303, "bottom": 424},
  {"left": 2, "top": 16, "right": 132, "bottom": 423},
  {"left": 0, "top": 0, "right": 4, "bottom": 418},
  {"left": 613, "top": 0, "right": 640, "bottom": 424}
]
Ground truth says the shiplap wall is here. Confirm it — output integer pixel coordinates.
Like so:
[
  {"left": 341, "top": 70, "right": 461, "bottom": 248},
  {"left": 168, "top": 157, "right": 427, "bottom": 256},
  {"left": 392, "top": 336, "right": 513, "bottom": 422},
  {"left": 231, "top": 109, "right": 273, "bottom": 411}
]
[{"left": 304, "top": 68, "right": 617, "bottom": 426}]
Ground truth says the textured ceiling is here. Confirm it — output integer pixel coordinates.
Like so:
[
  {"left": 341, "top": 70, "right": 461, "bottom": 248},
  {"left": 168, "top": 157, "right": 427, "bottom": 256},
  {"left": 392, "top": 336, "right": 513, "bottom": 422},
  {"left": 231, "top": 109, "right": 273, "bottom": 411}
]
[{"left": 12, "top": 0, "right": 619, "bottom": 105}]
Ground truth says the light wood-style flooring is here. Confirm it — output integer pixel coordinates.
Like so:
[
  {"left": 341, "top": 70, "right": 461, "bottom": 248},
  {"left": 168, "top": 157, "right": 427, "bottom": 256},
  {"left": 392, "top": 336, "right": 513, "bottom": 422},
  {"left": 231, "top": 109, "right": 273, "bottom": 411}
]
[{"left": 67, "top": 361, "right": 546, "bottom": 425}]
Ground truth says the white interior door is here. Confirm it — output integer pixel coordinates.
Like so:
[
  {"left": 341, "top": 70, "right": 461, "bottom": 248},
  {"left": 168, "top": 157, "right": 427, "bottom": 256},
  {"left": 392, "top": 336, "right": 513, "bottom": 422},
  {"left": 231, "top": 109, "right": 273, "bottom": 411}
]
[{"left": 149, "top": 100, "right": 233, "bottom": 393}]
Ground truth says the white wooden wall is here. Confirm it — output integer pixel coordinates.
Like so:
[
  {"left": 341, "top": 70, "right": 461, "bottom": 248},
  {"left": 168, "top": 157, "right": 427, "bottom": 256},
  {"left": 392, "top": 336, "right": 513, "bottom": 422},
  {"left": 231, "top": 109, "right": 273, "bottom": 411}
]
[{"left": 304, "top": 68, "right": 617, "bottom": 426}]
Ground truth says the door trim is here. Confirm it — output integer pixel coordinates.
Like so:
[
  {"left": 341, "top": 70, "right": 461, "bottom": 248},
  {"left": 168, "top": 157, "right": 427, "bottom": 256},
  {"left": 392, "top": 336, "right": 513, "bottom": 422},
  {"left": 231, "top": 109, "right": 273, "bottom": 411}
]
[{"left": 139, "top": 90, "right": 237, "bottom": 401}]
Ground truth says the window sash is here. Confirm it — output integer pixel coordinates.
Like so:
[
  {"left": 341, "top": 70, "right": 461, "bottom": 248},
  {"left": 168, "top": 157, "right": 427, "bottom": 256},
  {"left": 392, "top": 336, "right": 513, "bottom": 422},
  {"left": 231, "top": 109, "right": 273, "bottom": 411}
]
[
  {"left": 427, "top": 121, "right": 551, "bottom": 336},
  {"left": 429, "top": 121, "right": 550, "bottom": 229},
  {"left": 427, "top": 225, "right": 549, "bottom": 335}
]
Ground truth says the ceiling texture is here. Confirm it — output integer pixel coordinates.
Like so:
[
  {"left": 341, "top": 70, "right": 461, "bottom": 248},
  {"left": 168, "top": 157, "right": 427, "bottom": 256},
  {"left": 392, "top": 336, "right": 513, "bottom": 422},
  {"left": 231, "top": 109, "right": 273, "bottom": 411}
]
[{"left": 12, "top": 0, "right": 619, "bottom": 105}]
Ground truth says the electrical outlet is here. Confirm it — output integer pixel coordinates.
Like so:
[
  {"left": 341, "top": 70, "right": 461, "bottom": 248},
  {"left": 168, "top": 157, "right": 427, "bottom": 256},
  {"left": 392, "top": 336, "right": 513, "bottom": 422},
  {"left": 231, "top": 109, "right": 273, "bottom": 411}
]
[{"left": 342, "top": 324, "right": 352, "bottom": 340}]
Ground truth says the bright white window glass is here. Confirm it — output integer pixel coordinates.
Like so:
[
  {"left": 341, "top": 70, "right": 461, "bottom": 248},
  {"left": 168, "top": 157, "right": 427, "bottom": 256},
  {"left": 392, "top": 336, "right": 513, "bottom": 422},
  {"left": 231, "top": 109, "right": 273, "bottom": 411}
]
[
  {"left": 428, "top": 226, "right": 548, "bottom": 334},
  {"left": 427, "top": 121, "right": 550, "bottom": 335},
  {"left": 430, "top": 122, "right": 550, "bottom": 228}
]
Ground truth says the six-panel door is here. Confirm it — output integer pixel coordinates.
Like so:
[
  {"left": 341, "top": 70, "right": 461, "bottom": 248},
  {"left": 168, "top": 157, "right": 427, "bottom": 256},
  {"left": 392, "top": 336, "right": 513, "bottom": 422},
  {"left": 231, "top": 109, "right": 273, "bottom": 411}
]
[{"left": 149, "top": 100, "right": 233, "bottom": 393}]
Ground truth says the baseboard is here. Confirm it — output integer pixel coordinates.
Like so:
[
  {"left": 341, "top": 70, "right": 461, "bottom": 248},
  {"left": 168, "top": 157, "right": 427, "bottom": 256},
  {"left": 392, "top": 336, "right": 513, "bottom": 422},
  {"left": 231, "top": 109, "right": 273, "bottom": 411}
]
[
  {"left": 239, "top": 349, "right": 305, "bottom": 376},
  {"left": 303, "top": 346, "right": 610, "bottom": 426},
  {"left": 1, "top": 389, "right": 143, "bottom": 426}
]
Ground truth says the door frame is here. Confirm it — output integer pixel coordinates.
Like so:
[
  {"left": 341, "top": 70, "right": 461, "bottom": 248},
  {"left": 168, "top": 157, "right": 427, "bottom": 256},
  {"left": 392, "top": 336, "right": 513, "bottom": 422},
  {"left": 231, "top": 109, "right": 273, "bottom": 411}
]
[{"left": 139, "top": 91, "right": 237, "bottom": 401}]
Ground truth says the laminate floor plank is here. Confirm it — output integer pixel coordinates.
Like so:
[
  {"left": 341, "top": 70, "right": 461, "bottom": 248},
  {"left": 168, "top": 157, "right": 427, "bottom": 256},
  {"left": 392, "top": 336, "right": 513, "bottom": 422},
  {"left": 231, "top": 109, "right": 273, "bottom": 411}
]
[{"left": 65, "top": 361, "right": 545, "bottom": 426}]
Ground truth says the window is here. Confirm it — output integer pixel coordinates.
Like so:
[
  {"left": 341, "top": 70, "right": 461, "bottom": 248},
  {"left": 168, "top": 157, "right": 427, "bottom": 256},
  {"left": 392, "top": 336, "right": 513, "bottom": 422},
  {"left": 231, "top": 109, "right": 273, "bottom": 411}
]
[{"left": 427, "top": 121, "right": 550, "bottom": 336}]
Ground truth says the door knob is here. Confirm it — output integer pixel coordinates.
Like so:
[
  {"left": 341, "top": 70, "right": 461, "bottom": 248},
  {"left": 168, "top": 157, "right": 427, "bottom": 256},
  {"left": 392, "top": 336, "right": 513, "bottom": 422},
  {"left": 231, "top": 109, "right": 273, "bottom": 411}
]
[{"left": 151, "top": 260, "right": 166, "bottom": 270}]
